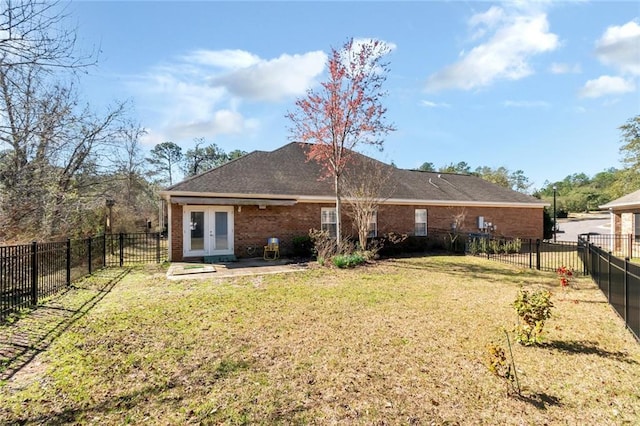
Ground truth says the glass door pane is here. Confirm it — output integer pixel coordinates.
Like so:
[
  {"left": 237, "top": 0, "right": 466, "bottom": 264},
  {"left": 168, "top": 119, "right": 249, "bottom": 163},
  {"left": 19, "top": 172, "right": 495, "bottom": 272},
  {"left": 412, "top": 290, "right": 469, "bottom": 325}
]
[
  {"left": 190, "top": 211, "right": 205, "bottom": 250},
  {"left": 214, "top": 211, "right": 228, "bottom": 250}
]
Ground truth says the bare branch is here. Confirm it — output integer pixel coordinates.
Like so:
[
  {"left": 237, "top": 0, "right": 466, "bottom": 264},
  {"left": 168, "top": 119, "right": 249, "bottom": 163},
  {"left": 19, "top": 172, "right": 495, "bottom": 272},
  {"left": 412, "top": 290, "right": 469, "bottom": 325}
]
[{"left": 0, "top": 0, "right": 97, "bottom": 70}]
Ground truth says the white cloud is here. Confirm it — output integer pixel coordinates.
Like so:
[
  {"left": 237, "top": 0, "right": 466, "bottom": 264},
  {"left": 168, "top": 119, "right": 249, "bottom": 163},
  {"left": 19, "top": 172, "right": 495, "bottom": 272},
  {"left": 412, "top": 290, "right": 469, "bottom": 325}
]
[
  {"left": 595, "top": 20, "right": 640, "bottom": 75},
  {"left": 210, "top": 51, "right": 327, "bottom": 102},
  {"left": 332, "top": 38, "right": 396, "bottom": 80},
  {"left": 129, "top": 48, "right": 327, "bottom": 146},
  {"left": 578, "top": 75, "right": 636, "bottom": 98},
  {"left": 503, "top": 100, "right": 550, "bottom": 108},
  {"left": 139, "top": 113, "right": 260, "bottom": 147},
  {"left": 426, "top": 6, "right": 559, "bottom": 92},
  {"left": 469, "top": 6, "right": 505, "bottom": 40},
  {"left": 420, "top": 100, "right": 451, "bottom": 108},
  {"left": 182, "top": 49, "right": 261, "bottom": 69},
  {"left": 167, "top": 110, "right": 248, "bottom": 140},
  {"left": 549, "top": 62, "right": 581, "bottom": 74}
]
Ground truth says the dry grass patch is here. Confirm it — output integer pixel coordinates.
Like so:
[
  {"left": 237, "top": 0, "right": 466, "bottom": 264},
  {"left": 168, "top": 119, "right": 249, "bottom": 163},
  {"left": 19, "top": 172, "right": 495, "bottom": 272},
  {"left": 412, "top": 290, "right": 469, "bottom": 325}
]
[{"left": 0, "top": 256, "right": 638, "bottom": 424}]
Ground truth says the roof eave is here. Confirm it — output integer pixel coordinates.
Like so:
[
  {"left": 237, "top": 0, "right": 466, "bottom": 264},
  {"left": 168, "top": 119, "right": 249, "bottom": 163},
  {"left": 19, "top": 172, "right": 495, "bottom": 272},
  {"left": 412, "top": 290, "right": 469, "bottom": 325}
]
[{"left": 159, "top": 190, "right": 548, "bottom": 208}]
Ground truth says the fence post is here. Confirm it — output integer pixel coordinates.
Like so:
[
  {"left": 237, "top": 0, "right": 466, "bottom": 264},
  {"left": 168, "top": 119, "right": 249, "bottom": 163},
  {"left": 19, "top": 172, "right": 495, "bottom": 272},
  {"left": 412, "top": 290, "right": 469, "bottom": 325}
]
[
  {"left": 31, "top": 241, "right": 38, "bottom": 306},
  {"left": 87, "top": 237, "right": 92, "bottom": 275},
  {"left": 607, "top": 251, "right": 611, "bottom": 302},
  {"left": 628, "top": 234, "right": 633, "bottom": 260},
  {"left": 156, "top": 232, "right": 161, "bottom": 263},
  {"left": 119, "top": 233, "right": 124, "bottom": 267},
  {"left": 583, "top": 240, "right": 588, "bottom": 276},
  {"left": 624, "top": 257, "right": 629, "bottom": 325},
  {"left": 66, "top": 238, "right": 71, "bottom": 286},
  {"left": 102, "top": 234, "right": 107, "bottom": 268},
  {"left": 529, "top": 239, "right": 532, "bottom": 269},
  {"left": 535, "top": 239, "right": 541, "bottom": 270},
  {"left": 486, "top": 237, "right": 490, "bottom": 260}
]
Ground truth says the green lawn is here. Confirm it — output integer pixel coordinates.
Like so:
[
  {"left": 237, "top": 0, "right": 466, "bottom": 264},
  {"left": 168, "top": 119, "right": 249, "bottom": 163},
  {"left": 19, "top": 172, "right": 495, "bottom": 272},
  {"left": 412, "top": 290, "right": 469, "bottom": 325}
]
[{"left": 1, "top": 256, "right": 639, "bottom": 424}]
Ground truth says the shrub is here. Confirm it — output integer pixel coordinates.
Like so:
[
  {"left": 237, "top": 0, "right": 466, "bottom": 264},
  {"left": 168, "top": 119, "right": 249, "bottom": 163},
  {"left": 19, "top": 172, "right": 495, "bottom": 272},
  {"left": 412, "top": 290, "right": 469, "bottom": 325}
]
[
  {"left": 485, "top": 329, "right": 521, "bottom": 396},
  {"left": 467, "top": 237, "right": 521, "bottom": 255},
  {"left": 308, "top": 229, "right": 336, "bottom": 264},
  {"left": 444, "top": 232, "right": 466, "bottom": 254},
  {"left": 486, "top": 344, "right": 519, "bottom": 396},
  {"left": 292, "top": 235, "right": 313, "bottom": 258},
  {"left": 489, "top": 239, "right": 501, "bottom": 254},
  {"left": 332, "top": 253, "right": 366, "bottom": 268},
  {"left": 513, "top": 289, "right": 553, "bottom": 346},
  {"left": 556, "top": 265, "right": 574, "bottom": 289}
]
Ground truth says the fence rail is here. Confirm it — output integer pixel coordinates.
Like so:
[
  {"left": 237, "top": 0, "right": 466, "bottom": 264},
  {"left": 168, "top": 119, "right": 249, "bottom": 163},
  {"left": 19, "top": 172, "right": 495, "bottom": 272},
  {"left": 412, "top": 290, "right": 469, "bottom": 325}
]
[
  {"left": 579, "top": 235, "right": 639, "bottom": 341},
  {"left": 580, "top": 234, "right": 640, "bottom": 260},
  {"left": 1, "top": 233, "right": 167, "bottom": 322},
  {"left": 466, "top": 235, "right": 584, "bottom": 275}
]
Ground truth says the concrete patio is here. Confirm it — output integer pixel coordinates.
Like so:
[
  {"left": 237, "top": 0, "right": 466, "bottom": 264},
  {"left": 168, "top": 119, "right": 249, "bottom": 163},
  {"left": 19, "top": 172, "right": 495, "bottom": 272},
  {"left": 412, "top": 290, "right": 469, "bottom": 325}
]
[{"left": 166, "top": 258, "right": 310, "bottom": 280}]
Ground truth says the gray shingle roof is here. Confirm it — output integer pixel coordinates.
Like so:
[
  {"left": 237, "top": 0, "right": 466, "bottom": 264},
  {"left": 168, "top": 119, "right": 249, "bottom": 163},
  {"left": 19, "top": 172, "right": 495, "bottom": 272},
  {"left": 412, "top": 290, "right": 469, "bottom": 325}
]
[
  {"left": 162, "top": 142, "right": 546, "bottom": 206},
  {"left": 599, "top": 189, "right": 640, "bottom": 210}
]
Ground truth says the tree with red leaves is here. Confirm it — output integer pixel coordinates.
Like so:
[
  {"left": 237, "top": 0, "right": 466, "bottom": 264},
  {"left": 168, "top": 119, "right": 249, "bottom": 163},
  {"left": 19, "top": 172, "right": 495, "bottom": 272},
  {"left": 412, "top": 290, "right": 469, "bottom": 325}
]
[{"left": 287, "top": 38, "right": 395, "bottom": 244}]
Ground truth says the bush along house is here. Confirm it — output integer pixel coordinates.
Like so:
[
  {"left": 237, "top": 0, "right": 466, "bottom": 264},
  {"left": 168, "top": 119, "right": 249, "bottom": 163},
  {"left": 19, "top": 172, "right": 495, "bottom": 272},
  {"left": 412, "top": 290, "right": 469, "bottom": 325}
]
[{"left": 159, "top": 142, "right": 547, "bottom": 262}]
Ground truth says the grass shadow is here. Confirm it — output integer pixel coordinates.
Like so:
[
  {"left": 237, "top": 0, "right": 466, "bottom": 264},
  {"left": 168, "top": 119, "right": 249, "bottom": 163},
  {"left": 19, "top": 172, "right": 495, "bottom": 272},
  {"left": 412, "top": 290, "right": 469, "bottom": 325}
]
[
  {"left": 388, "top": 257, "right": 549, "bottom": 285},
  {"left": 0, "top": 268, "right": 130, "bottom": 381},
  {"left": 516, "top": 392, "right": 562, "bottom": 410},
  {"left": 542, "top": 340, "right": 638, "bottom": 364},
  {"left": 11, "top": 382, "right": 174, "bottom": 425}
]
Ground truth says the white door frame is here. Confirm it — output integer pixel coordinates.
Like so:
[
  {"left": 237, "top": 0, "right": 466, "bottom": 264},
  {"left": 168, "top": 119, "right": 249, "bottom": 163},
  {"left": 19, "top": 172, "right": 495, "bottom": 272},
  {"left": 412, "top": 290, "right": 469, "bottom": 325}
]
[{"left": 183, "top": 206, "right": 234, "bottom": 257}]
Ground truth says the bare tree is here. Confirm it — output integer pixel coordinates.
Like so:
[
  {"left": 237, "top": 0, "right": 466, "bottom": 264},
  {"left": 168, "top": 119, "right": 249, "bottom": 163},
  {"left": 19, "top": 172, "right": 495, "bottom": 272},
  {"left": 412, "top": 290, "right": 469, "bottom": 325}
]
[
  {"left": 0, "top": 0, "right": 147, "bottom": 242},
  {"left": 0, "top": 0, "right": 95, "bottom": 70},
  {"left": 0, "top": 64, "right": 129, "bottom": 240},
  {"left": 342, "top": 157, "right": 394, "bottom": 250},
  {"left": 112, "top": 122, "right": 148, "bottom": 204},
  {"left": 288, "top": 38, "right": 396, "bottom": 243}
]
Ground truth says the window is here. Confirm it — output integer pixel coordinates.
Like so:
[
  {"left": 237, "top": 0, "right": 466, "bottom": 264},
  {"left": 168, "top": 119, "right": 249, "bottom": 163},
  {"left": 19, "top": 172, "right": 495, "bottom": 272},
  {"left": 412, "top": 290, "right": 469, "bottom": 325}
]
[
  {"left": 321, "top": 207, "right": 337, "bottom": 238},
  {"left": 415, "top": 209, "right": 427, "bottom": 236},
  {"left": 367, "top": 211, "right": 377, "bottom": 238}
]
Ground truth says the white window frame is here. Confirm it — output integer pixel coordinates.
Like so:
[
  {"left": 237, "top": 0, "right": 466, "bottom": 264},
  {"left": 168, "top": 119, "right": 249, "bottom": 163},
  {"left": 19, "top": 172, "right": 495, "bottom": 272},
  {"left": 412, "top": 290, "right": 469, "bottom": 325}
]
[
  {"left": 367, "top": 210, "right": 377, "bottom": 238},
  {"left": 415, "top": 209, "right": 427, "bottom": 236},
  {"left": 321, "top": 207, "right": 337, "bottom": 238}
]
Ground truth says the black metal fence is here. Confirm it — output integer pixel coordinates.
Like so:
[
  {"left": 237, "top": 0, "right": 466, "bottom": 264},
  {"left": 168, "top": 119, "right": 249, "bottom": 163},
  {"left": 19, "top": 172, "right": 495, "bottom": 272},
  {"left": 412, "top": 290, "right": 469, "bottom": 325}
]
[
  {"left": 579, "top": 235, "right": 640, "bottom": 341},
  {"left": 1, "top": 233, "right": 167, "bottom": 322},
  {"left": 466, "top": 235, "right": 584, "bottom": 275}
]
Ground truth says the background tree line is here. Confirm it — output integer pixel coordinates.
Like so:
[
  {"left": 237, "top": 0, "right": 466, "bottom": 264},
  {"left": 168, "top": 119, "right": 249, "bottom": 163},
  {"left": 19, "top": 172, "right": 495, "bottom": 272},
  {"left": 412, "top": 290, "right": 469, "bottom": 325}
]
[
  {"left": 0, "top": 0, "right": 244, "bottom": 243},
  {"left": 417, "top": 115, "right": 640, "bottom": 215},
  {"left": 147, "top": 138, "right": 247, "bottom": 186},
  {"left": 417, "top": 161, "right": 533, "bottom": 193}
]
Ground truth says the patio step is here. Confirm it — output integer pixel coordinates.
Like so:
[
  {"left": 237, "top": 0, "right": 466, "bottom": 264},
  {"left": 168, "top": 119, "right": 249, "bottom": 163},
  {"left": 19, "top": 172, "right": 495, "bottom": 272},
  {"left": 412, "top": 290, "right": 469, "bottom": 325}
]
[{"left": 204, "top": 255, "right": 237, "bottom": 263}]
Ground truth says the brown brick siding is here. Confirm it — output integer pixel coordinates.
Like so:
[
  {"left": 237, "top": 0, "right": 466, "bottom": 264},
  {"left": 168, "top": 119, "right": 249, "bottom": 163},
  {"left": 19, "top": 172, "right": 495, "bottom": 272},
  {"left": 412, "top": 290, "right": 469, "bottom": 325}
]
[
  {"left": 168, "top": 202, "right": 544, "bottom": 261},
  {"left": 234, "top": 203, "right": 336, "bottom": 258},
  {"left": 170, "top": 203, "right": 183, "bottom": 261},
  {"left": 377, "top": 205, "right": 542, "bottom": 239}
]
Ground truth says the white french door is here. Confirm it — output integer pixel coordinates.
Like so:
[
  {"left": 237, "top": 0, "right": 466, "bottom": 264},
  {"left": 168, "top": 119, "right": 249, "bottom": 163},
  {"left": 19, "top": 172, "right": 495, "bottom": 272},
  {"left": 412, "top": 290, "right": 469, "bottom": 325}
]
[{"left": 183, "top": 206, "right": 234, "bottom": 257}]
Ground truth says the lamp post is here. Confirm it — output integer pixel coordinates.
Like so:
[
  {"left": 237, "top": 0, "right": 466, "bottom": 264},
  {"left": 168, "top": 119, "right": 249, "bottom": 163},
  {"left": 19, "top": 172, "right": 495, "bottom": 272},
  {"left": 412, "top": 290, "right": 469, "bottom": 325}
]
[
  {"left": 552, "top": 185, "right": 557, "bottom": 242},
  {"left": 105, "top": 199, "right": 115, "bottom": 234}
]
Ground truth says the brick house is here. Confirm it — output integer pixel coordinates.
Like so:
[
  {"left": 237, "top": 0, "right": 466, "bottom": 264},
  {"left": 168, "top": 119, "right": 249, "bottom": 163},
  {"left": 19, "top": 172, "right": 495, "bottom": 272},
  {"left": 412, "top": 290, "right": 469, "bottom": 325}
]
[
  {"left": 159, "top": 142, "right": 547, "bottom": 262},
  {"left": 600, "top": 189, "right": 640, "bottom": 238}
]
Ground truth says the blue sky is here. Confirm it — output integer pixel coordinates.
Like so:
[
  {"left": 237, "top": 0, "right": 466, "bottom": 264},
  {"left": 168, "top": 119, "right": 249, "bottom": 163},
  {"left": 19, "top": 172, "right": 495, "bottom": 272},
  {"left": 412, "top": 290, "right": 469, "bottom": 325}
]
[{"left": 68, "top": 1, "right": 640, "bottom": 189}]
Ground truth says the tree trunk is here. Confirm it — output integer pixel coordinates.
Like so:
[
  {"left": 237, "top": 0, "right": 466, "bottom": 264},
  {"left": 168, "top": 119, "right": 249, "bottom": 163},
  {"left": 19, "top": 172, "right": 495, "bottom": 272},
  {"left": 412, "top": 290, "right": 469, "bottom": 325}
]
[{"left": 335, "top": 173, "right": 342, "bottom": 250}]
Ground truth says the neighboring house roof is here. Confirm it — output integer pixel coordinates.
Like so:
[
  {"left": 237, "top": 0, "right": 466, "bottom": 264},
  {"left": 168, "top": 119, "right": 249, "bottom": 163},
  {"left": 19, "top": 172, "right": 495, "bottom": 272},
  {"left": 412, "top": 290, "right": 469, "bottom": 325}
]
[
  {"left": 600, "top": 189, "right": 640, "bottom": 210},
  {"left": 160, "top": 142, "right": 547, "bottom": 208}
]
